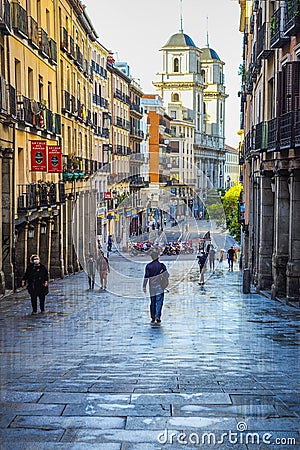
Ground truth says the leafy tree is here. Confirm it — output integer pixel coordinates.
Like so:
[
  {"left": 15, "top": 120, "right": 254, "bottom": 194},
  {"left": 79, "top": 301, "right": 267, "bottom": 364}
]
[{"left": 221, "top": 182, "right": 243, "bottom": 243}]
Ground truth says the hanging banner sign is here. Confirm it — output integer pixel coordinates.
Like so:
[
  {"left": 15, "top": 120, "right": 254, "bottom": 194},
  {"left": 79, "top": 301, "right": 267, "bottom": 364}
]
[
  {"left": 103, "top": 192, "right": 112, "bottom": 200},
  {"left": 31, "top": 141, "right": 47, "bottom": 172},
  {"left": 48, "top": 146, "right": 62, "bottom": 173}
]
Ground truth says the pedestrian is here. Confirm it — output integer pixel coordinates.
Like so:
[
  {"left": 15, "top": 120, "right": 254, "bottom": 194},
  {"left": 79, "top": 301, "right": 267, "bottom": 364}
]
[
  {"left": 107, "top": 235, "right": 113, "bottom": 252},
  {"left": 97, "top": 251, "right": 110, "bottom": 290},
  {"left": 87, "top": 254, "right": 96, "bottom": 290},
  {"left": 219, "top": 249, "right": 225, "bottom": 262},
  {"left": 197, "top": 251, "right": 207, "bottom": 285},
  {"left": 227, "top": 246, "right": 235, "bottom": 271},
  {"left": 143, "top": 247, "right": 169, "bottom": 324},
  {"left": 208, "top": 245, "right": 216, "bottom": 272},
  {"left": 21, "top": 254, "right": 49, "bottom": 315}
]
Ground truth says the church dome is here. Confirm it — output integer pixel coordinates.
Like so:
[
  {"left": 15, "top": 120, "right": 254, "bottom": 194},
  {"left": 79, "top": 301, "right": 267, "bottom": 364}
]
[
  {"left": 200, "top": 47, "right": 221, "bottom": 61},
  {"left": 163, "top": 32, "right": 196, "bottom": 48}
]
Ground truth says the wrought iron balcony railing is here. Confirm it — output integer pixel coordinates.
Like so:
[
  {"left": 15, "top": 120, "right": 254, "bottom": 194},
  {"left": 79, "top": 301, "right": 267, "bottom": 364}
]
[
  {"left": 270, "top": 6, "right": 290, "bottom": 48},
  {"left": 284, "top": 0, "right": 300, "bottom": 36},
  {"left": 17, "top": 182, "right": 66, "bottom": 212},
  {"left": 11, "top": 1, "right": 27, "bottom": 37},
  {"left": 28, "top": 16, "right": 39, "bottom": 49},
  {"left": 0, "top": 0, "right": 12, "bottom": 35}
]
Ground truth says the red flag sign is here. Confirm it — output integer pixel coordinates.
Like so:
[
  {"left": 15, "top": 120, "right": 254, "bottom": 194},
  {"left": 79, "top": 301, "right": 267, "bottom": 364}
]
[
  {"left": 48, "top": 146, "right": 62, "bottom": 173},
  {"left": 103, "top": 192, "right": 112, "bottom": 200},
  {"left": 31, "top": 141, "right": 47, "bottom": 172}
]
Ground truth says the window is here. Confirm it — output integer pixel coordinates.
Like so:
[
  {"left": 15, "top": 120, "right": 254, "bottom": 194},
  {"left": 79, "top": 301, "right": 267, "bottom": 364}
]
[
  {"left": 173, "top": 58, "right": 179, "bottom": 72},
  {"left": 172, "top": 93, "right": 179, "bottom": 102},
  {"left": 28, "top": 68, "right": 33, "bottom": 99},
  {"left": 170, "top": 110, "right": 176, "bottom": 119}
]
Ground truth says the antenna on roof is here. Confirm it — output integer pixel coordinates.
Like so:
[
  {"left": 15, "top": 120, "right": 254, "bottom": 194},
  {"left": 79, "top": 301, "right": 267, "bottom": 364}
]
[
  {"left": 180, "top": 0, "right": 183, "bottom": 33},
  {"left": 206, "top": 16, "right": 209, "bottom": 47}
]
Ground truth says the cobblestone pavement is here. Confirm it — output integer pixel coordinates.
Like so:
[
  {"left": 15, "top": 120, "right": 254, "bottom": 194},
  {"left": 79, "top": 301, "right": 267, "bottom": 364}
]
[{"left": 0, "top": 255, "right": 299, "bottom": 449}]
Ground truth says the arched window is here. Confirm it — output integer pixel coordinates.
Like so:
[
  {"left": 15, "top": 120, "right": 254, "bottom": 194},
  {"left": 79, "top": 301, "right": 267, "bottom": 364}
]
[
  {"left": 172, "top": 93, "right": 179, "bottom": 102},
  {"left": 173, "top": 58, "right": 179, "bottom": 72}
]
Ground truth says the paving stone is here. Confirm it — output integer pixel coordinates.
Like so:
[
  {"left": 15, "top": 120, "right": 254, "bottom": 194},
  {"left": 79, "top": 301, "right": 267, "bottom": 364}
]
[
  {"left": 0, "top": 391, "right": 42, "bottom": 403},
  {"left": 38, "top": 393, "right": 131, "bottom": 404},
  {"left": 0, "top": 263, "right": 299, "bottom": 447},
  {"left": 63, "top": 403, "right": 170, "bottom": 417},
  {"left": 10, "top": 415, "right": 125, "bottom": 429},
  {"left": 0, "top": 428, "right": 64, "bottom": 443},
  {"left": 131, "top": 393, "right": 232, "bottom": 405},
  {"left": 0, "top": 402, "right": 64, "bottom": 416}
]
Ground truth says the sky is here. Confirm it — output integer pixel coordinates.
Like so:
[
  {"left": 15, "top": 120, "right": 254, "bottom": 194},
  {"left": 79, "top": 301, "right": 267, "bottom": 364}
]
[{"left": 83, "top": 0, "right": 242, "bottom": 148}]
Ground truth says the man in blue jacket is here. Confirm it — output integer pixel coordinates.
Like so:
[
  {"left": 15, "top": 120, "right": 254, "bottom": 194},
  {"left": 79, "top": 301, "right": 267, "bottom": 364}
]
[{"left": 143, "top": 247, "right": 169, "bottom": 324}]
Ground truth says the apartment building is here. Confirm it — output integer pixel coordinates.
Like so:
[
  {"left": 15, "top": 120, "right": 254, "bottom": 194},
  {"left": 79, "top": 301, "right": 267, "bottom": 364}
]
[{"left": 239, "top": 0, "right": 300, "bottom": 301}]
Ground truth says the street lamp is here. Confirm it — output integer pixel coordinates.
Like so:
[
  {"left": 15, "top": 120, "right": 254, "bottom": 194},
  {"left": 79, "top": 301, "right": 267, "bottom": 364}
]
[
  {"left": 28, "top": 224, "right": 35, "bottom": 239},
  {"left": 40, "top": 221, "right": 47, "bottom": 235}
]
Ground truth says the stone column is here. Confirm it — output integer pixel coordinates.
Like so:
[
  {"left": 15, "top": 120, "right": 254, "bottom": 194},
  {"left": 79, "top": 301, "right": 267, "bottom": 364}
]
[
  {"left": 257, "top": 173, "right": 274, "bottom": 290},
  {"left": 14, "top": 223, "right": 27, "bottom": 286},
  {"left": 286, "top": 169, "right": 300, "bottom": 300},
  {"left": 67, "top": 198, "right": 74, "bottom": 274},
  {"left": 2, "top": 152, "right": 14, "bottom": 290},
  {"left": 271, "top": 171, "right": 289, "bottom": 298},
  {"left": 39, "top": 218, "right": 48, "bottom": 271},
  {"left": 50, "top": 214, "right": 63, "bottom": 278},
  {"left": 0, "top": 150, "right": 5, "bottom": 294}
]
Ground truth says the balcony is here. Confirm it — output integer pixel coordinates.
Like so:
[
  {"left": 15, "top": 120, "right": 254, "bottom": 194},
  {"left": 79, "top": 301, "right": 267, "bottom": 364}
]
[
  {"left": 114, "top": 116, "right": 130, "bottom": 130},
  {"left": 100, "top": 97, "right": 108, "bottom": 109},
  {"left": 270, "top": 7, "right": 290, "bottom": 48},
  {"left": 11, "top": 1, "right": 28, "bottom": 37},
  {"left": 101, "top": 127, "right": 109, "bottom": 139},
  {"left": 28, "top": 16, "right": 39, "bottom": 49},
  {"left": 55, "top": 113, "right": 61, "bottom": 135},
  {"left": 69, "top": 36, "right": 75, "bottom": 60},
  {"left": 284, "top": 0, "right": 300, "bottom": 36},
  {"left": 38, "top": 27, "right": 50, "bottom": 58},
  {"left": 130, "top": 152, "right": 145, "bottom": 163},
  {"left": 0, "top": 76, "right": 17, "bottom": 121},
  {"left": 46, "top": 109, "right": 54, "bottom": 133},
  {"left": 129, "top": 176, "right": 149, "bottom": 188},
  {"left": 267, "top": 117, "right": 278, "bottom": 152},
  {"left": 130, "top": 127, "right": 144, "bottom": 139},
  {"left": 130, "top": 102, "right": 143, "bottom": 116},
  {"left": 16, "top": 95, "right": 33, "bottom": 125},
  {"left": 62, "top": 90, "right": 71, "bottom": 113},
  {"left": 17, "top": 182, "right": 66, "bottom": 213},
  {"left": 114, "top": 89, "right": 130, "bottom": 105},
  {"left": 256, "top": 23, "right": 274, "bottom": 60},
  {"left": 0, "top": 0, "right": 12, "bottom": 35},
  {"left": 244, "top": 131, "right": 252, "bottom": 158},
  {"left": 279, "top": 111, "right": 293, "bottom": 149},
  {"left": 75, "top": 44, "right": 83, "bottom": 69},
  {"left": 60, "top": 27, "right": 68, "bottom": 52},
  {"left": 254, "top": 121, "right": 268, "bottom": 150},
  {"left": 49, "top": 38, "right": 57, "bottom": 64}
]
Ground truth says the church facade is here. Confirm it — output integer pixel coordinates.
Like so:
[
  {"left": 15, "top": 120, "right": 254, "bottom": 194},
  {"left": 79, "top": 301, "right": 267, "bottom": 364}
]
[{"left": 153, "top": 31, "right": 227, "bottom": 202}]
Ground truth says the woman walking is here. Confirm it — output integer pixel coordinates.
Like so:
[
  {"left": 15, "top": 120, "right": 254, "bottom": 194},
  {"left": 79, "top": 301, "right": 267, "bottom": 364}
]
[{"left": 21, "top": 254, "right": 49, "bottom": 314}]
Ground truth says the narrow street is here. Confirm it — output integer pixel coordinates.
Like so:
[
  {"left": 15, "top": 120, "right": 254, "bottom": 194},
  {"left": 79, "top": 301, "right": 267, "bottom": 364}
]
[{"left": 0, "top": 256, "right": 299, "bottom": 449}]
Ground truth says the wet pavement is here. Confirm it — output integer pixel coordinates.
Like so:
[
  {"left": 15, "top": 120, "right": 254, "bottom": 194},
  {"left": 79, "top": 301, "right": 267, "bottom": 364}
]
[{"left": 0, "top": 254, "right": 299, "bottom": 449}]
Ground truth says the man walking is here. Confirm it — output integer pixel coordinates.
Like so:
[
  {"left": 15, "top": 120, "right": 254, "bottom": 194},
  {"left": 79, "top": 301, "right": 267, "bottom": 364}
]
[
  {"left": 208, "top": 245, "right": 216, "bottom": 273},
  {"left": 97, "top": 251, "right": 110, "bottom": 290},
  {"left": 197, "top": 251, "right": 207, "bottom": 285},
  {"left": 227, "top": 246, "right": 235, "bottom": 271},
  {"left": 87, "top": 254, "right": 96, "bottom": 290},
  {"left": 143, "top": 247, "right": 169, "bottom": 324}
]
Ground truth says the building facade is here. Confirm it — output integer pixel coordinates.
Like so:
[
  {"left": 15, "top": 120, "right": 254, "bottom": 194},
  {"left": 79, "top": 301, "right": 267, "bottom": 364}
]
[
  {"left": 224, "top": 144, "right": 240, "bottom": 189},
  {"left": 239, "top": 0, "right": 300, "bottom": 302},
  {"left": 153, "top": 31, "right": 227, "bottom": 197}
]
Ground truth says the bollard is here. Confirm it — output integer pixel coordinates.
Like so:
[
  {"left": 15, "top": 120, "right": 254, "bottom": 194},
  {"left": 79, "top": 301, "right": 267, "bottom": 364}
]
[{"left": 243, "top": 268, "right": 251, "bottom": 294}]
